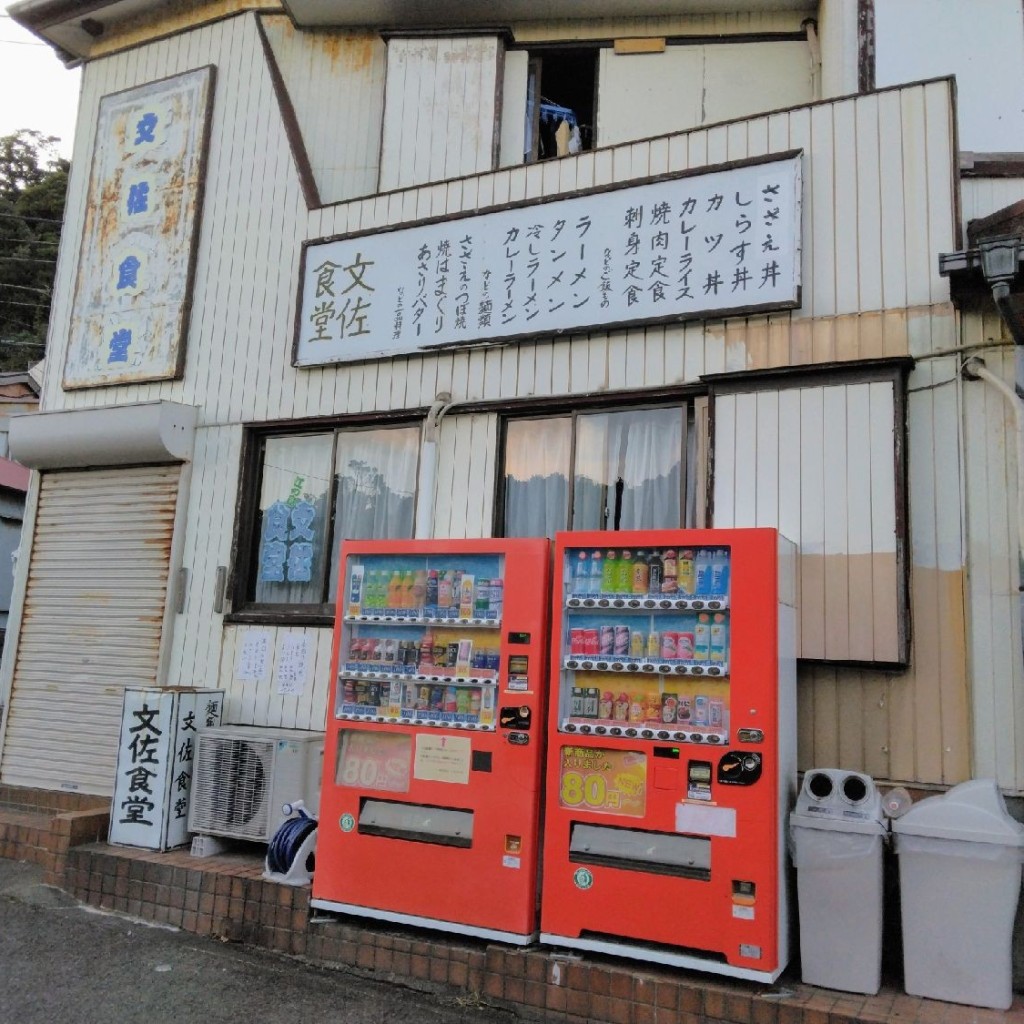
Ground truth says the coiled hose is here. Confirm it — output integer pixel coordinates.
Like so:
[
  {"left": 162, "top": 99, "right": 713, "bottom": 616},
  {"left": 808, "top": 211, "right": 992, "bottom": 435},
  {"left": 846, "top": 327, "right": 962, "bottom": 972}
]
[{"left": 266, "top": 809, "right": 317, "bottom": 875}]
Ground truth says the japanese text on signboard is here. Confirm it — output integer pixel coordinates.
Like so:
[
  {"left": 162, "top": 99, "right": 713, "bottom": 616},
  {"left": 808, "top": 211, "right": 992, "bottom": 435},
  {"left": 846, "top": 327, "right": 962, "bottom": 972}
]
[{"left": 295, "top": 154, "right": 801, "bottom": 367}]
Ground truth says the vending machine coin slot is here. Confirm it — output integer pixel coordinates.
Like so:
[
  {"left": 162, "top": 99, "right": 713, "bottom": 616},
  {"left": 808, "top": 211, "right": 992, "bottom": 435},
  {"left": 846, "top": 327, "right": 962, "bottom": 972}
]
[
  {"left": 568, "top": 822, "right": 711, "bottom": 881},
  {"left": 716, "top": 751, "right": 762, "bottom": 786},
  {"left": 500, "top": 705, "right": 531, "bottom": 730}
]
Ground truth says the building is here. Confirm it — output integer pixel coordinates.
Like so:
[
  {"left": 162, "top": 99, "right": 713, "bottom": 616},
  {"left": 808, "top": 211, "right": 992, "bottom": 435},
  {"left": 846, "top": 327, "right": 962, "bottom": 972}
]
[{"left": 1, "top": 0, "right": 1022, "bottom": 829}]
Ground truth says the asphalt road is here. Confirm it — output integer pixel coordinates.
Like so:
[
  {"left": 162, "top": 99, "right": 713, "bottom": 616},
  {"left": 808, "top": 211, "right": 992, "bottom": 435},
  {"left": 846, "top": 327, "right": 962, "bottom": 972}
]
[{"left": 0, "top": 859, "right": 531, "bottom": 1024}]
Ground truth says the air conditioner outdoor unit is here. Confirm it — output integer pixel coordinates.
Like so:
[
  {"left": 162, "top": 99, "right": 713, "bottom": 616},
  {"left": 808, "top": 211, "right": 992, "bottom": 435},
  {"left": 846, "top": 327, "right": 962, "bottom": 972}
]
[{"left": 187, "top": 726, "right": 325, "bottom": 843}]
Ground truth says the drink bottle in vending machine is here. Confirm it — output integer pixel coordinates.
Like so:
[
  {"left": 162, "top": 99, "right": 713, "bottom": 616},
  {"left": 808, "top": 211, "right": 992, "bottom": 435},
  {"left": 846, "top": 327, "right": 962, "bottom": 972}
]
[
  {"left": 313, "top": 538, "right": 550, "bottom": 943},
  {"left": 540, "top": 528, "right": 797, "bottom": 982}
]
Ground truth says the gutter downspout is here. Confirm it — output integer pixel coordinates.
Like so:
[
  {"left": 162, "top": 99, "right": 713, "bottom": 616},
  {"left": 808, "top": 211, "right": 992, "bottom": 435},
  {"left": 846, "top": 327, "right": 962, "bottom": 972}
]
[
  {"left": 962, "top": 356, "right": 1024, "bottom": 565},
  {"left": 415, "top": 392, "right": 453, "bottom": 539}
]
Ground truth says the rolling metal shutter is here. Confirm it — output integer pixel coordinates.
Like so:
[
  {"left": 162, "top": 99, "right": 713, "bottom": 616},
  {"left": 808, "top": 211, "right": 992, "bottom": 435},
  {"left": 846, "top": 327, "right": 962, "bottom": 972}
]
[{"left": 0, "top": 465, "right": 180, "bottom": 794}]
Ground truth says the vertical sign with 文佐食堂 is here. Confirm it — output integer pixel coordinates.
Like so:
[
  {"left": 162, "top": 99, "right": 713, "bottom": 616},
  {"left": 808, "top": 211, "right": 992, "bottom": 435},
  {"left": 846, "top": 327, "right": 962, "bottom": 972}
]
[
  {"left": 63, "top": 67, "right": 215, "bottom": 388},
  {"left": 109, "top": 688, "right": 224, "bottom": 850}
]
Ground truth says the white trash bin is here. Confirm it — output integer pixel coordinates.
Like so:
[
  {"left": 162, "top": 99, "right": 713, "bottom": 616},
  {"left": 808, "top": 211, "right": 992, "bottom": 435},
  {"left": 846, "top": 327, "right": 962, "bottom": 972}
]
[
  {"left": 790, "top": 768, "right": 888, "bottom": 994},
  {"left": 893, "top": 778, "right": 1024, "bottom": 1010}
]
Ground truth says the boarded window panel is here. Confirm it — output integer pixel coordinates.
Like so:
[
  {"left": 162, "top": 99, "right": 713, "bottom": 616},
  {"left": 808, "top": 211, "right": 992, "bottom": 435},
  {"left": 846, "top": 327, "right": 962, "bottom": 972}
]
[
  {"left": 597, "top": 42, "right": 813, "bottom": 151},
  {"left": 712, "top": 380, "right": 903, "bottom": 665},
  {"left": 0, "top": 466, "right": 179, "bottom": 795},
  {"left": 701, "top": 42, "right": 814, "bottom": 124},
  {"left": 597, "top": 47, "right": 703, "bottom": 148},
  {"left": 380, "top": 36, "right": 500, "bottom": 192}
]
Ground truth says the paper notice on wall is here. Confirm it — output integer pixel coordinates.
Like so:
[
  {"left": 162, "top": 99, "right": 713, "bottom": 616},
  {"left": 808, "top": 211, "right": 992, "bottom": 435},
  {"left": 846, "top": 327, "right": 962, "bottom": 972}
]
[
  {"left": 414, "top": 733, "right": 472, "bottom": 785},
  {"left": 236, "top": 629, "right": 271, "bottom": 682},
  {"left": 275, "top": 633, "right": 311, "bottom": 696}
]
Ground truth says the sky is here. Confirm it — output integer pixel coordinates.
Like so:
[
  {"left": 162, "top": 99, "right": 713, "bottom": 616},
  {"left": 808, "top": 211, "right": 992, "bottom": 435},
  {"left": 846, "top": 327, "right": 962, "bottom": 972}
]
[{"left": 0, "top": 11, "right": 81, "bottom": 160}]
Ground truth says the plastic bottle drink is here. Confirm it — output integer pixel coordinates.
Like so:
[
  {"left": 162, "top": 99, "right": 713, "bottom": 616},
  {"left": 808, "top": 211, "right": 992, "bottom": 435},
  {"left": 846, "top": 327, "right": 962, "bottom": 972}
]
[
  {"left": 387, "top": 570, "right": 403, "bottom": 609},
  {"left": 412, "top": 570, "right": 427, "bottom": 610},
  {"left": 693, "top": 613, "right": 711, "bottom": 660},
  {"left": 438, "top": 571, "right": 454, "bottom": 609},
  {"left": 709, "top": 613, "right": 728, "bottom": 661},
  {"left": 588, "top": 551, "right": 603, "bottom": 595},
  {"left": 615, "top": 549, "right": 633, "bottom": 593},
  {"left": 425, "top": 569, "right": 438, "bottom": 608},
  {"left": 711, "top": 549, "right": 730, "bottom": 595},
  {"left": 647, "top": 551, "right": 663, "bottom": 594},
  {"left": 661, "top": 549, "right": 678, "bottom": 593},
  {"left": 677, "top": 549, "right": 696, "bottom": 596},
  {"left": 601, "top": 550, "right": 618, "bottom": 593},
  {"left": 572, "top": 550, "right": 589, "bottom": 593},
  {"left": 631, "top": 550, "right": 649, "bottom": 594},
  {"left": 694, "top": 550, "right": 713, "bottom": 596}
]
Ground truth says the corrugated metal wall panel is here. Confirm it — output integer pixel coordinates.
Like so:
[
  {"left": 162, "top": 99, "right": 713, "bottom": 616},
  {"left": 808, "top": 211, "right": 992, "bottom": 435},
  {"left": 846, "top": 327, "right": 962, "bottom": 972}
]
[
  {"left": 713, "top": 382, "right": 903, "bottom": 663},
  {"left": 0, "top": 466, "right": 180, "bottom": 794},
  {"left": 711, "top": 379, "right": 970, "bottom": 788},
  {"left": 961, "top": 315, "right": 1024, "bottom": 793}
]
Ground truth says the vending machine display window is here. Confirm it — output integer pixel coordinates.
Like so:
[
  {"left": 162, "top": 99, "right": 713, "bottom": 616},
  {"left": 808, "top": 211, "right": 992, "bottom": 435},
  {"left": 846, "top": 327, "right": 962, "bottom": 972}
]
[
  {"left": 540, "top": 529, "right": 796, "bottom": 984},
  {"left": 559, "top": 545, "right": 732, "bottom": 745},
  {"left": 313, "top": 538, "right": 551, "bottom": 945},
  {"left": 336, "top": 553, "right": 505, "bottom": 730}
]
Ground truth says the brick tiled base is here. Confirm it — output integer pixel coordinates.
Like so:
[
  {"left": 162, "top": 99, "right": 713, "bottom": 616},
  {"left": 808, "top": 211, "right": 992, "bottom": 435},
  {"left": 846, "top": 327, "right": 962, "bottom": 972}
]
[
  {"left": 55, "top": 842, "right": 1019, "bottom": 1024},
  {"left": 1, "top": 785, "right": 1019, "bottom": 1024}
]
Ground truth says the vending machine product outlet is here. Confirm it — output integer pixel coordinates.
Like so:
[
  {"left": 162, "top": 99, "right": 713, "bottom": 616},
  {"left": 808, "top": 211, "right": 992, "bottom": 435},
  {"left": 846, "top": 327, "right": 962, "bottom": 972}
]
[
  {"left": 312, "top": 538, "right": 551, "bottom": 943},
  {"left": 539, "top": 528, "right": 797, "bottom": 982}
]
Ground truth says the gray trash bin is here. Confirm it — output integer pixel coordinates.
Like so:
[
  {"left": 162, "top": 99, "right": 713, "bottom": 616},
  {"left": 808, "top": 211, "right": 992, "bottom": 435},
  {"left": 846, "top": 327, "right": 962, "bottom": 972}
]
[
  {"left": 893, "top": 778, "right": 1024, "bottom": 1010},
  {"left": 790, "top": 768, "right": 888, "bottom": 994}
]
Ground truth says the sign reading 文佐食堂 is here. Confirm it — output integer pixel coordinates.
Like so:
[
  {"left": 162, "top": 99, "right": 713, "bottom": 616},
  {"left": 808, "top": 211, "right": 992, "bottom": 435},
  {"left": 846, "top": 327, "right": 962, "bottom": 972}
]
[
  {"left": 295, "top": 153, "right": 801, "bottom": 367},
  {"left": 63, "top": 67, "right": 214, "bottom": 389}
]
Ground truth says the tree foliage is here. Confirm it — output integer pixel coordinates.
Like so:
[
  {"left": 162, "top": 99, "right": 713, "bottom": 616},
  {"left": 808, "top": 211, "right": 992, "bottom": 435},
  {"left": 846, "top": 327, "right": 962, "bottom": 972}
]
[{"left": 0, "top": 129, "right": 69, "bottom": 371}]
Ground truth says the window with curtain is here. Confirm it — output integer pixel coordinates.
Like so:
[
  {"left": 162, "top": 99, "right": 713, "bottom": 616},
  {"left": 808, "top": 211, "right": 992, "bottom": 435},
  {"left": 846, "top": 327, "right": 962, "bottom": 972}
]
[
  {"left": 235, "top": 423, "right": 420, "bottom": 620},
  {"left": 501, "top": 403, "right": 696, "bottom": 538}
]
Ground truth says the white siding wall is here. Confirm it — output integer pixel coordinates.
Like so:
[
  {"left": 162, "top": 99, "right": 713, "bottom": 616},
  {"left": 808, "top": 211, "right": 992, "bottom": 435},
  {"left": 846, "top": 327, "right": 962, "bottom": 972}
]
[
  {"left": 34, "top": 14, "right": 970, "bottom": 786},
  {"left": 261, "top": 17, "right": 386, "bottom": 205},
  {"left": 961, "top": 178, "right": 1024, "bottom": 226}
]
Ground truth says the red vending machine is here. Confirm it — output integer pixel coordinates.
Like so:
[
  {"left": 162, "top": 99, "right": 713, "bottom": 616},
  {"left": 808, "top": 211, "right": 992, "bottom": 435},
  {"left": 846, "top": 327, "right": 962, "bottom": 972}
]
[
  {"left": 312, "top": 538, "right": 550, "bottom": 943},
  {"left": 539, "top": 528, "right": 796, "bottom": 982}
]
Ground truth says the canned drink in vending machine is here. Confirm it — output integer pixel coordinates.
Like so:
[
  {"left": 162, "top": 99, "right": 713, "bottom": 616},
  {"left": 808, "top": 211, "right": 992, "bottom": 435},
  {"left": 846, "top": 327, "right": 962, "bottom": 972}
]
[
  {"left": 676, "top": 631, "right": 695, "bottom": 660},
  {"left": 585, "top": 629, "right": 600, "bottom": 655},
  {"left": 661, "top": 632, "right": 678, "bottom": 660},
  {"left": 677, "top": 695, "right": 693, "bottom": 723},
  {"left": 709, "top": 698, "right": 724, "bottom": 729},
  {"left": 599, "top": 624, "right": 615, "bottom": 656},
  {"left": 570, "top": 628, "right": 585, "bottom": 655},
  {"left": 693, "top": 695, "right": 709, "bottom": 726},
  {"left": 613, "top": 624, "right": 630, "bottom": 656}
]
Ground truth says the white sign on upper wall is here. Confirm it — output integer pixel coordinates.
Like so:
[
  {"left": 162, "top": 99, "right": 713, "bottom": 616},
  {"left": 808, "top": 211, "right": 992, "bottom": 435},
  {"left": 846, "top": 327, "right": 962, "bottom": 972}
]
[
  {"left": 63, "top": 67, "right": 215, "bottom": 389},
  {"left": 294, "top": 153, "right": 802, "bottom": 367}
]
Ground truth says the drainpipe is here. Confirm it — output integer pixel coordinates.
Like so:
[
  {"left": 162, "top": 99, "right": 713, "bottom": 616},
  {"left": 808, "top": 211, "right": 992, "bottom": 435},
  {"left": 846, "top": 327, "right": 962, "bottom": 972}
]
[
  {"left": 415, "top": 392, "right": 453, "bottom": 539},
  {"left": 962, "top": 356, "right": 1024, "bottom": 567}
]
